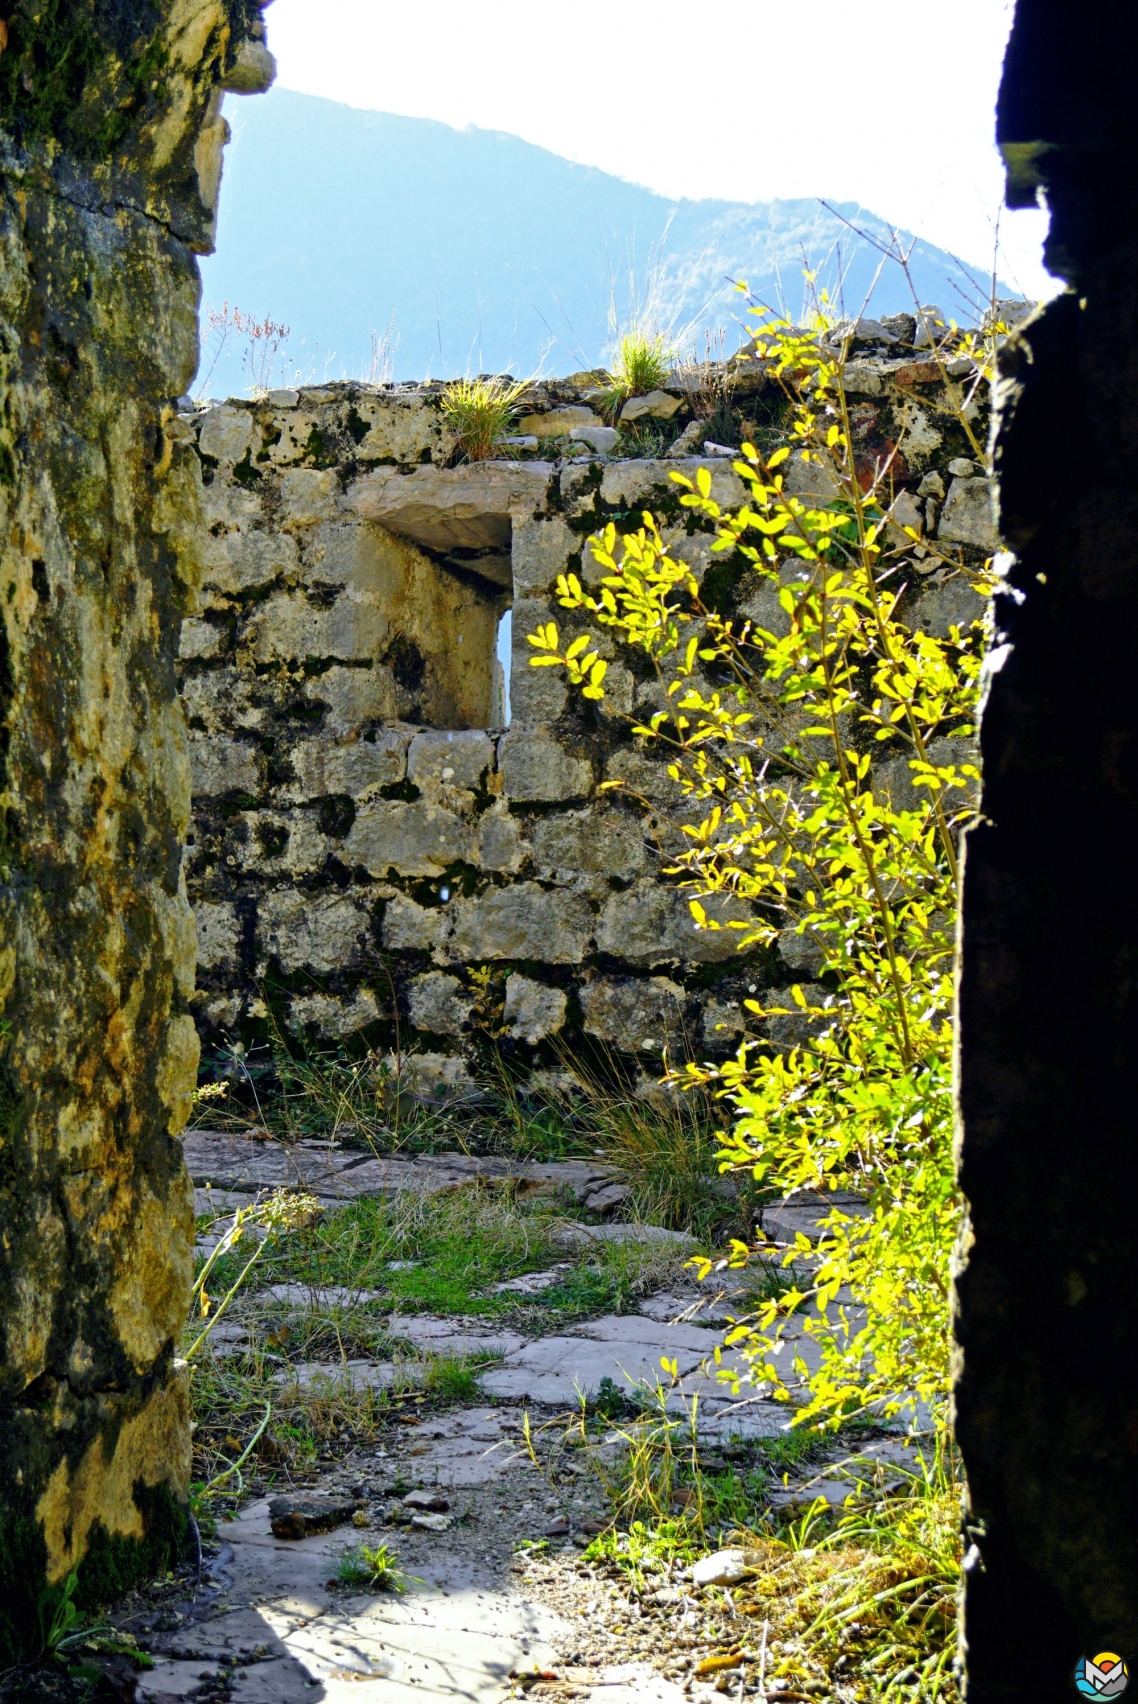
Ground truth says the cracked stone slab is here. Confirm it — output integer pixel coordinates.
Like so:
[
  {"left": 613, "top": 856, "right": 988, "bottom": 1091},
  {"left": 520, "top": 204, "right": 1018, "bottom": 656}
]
[
  {"left": 552, "top": 1222, "right": 695, "bottom": 1249},
  {"left": 759, "top": 1190, "right": 869, "bottom": 1245},
  {"left": 255, "top": 1283, "right": 389, "bottom": 1310},
  {"left": 154, "top": 1498, "right": 571, "bottom": 1702},
  {"left": 488, "top": 1264, "right": 575, "bottom": 1295},
  {"left": 481, "top": 1312, "right": 737, "bottom": 1406},
  {"left": 184, "top": 1130, "right": 619, "bottom": 1205},
  {"left": 273, "top": 1360, "right": 416, "bottom": 1392},
  {"left": 383, "top": 1407, "right": 536, "bottom": 1488},
  {"left": 388, "top": 1314, "right": 527, "bottom": 1358},
  {"left": 136, "top": 1660, "right": 223, "bottom": 1699},
  {"left": 767, "top": 1433, "right": 926, "bottom": 1510}
]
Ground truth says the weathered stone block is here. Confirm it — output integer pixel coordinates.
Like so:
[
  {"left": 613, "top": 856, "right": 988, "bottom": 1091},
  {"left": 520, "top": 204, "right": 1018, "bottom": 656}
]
[
  {"left": 580, "top": 975, "right": 687, "bottom": 1042},
  {"left": 509, "top": 599, "right": 569, "bottom": 722},
  {"left": 604, "top": 745, "right": 685, "bottom": 804},
  {"left": 519, "top": 406, "right": 601, "bottom": 438},
  {"left": 351, "top": 393, "right": 449, "bottom": 464},
  {"left": 195, "top": 902, "right": 242, "bottom": 972},
  {"left": 188, "top": 737, "right": 260, "bottom": 797},
  {"left": 909, "top": 576, "right": 987, "bottom": 638},
  {"left": 290, "top": 733, "right": 409, "bottom": 800},
  {"left": 345, "top": 801, "right": 473, "bottom": 877},
  {"left": 392, "top": 1052, "right": 478, "bottom": 1104},
  {"left": 350, "top": 462, "right": 552, "bottom": 551},
  {"left": 304, "top": 665, "right": 401, "bottom": 733},
  {"left": 407, "top": 972, "right": 472, "bottom": 1035},
  {"left": 203, "top": 527, "right": 299, "bottom": 599},
  {"left": 937, "top": 475, "right": 998, "bottom": 551},
  {"left": 181, "top": 667, "right": 264, "bottom": 736},
  {"left": 778, "top": 923, "right": 826, "bottom": 975},
  {"left": 499, "top": 731, "right": 593, "bottom": 802},
  {"left": 199, "top": 405, "right": 255, "bottom": 465},
  {"left": 783, "top": 449, "right": 841, "bottom": 502},
  {"left": 246, "top": 589, "right": 389, "bottom": 664},
  {"left": 289, "top": 989, "right": 382, "bottom": 1038},
  {"left": 263, "top": 411, "right": 317, "bottom": 465},
  {"left": 233, "top": 811, "right": 335, "bottom": 876},
  {"left": 477, "top": 808, "right": 526, "bottom": 873},
  {"left": 600, "top": 458, "right": 746, "bottom": 510},
  {"left": 179, "top": 617, "right": 222, "bottom": 659},
  {"left": 760, "top": 983, "right": 831, "bottom": 1050},
  {"left": 447, "top": 884, "right": 593, "bottom": 962},
  {"left": 503, "top": 975, "right": 568, "bottom": 1043},
  {"left": 278, "top": 467, "right": 342, "bottom": 528},
  {"left": 512, "top": 517, "right": 576, "bottom": 595},
  {"left": 531, "top": 809, "right": 646, "bottom": 881},
  {"left": 702, "top": 996, "right": 748, "bottom": 1048},
  {"left": 597, "top": 881, "right": 749, "bottom": 964},
  {"left": 382, "top": 894, "right": 447, "bottom": 953},
  {"left": 257, "top": 890, "right": 372, "bottom": 975},
  {"left": 407, "top": 729, "right": 493, "bottom": 791}
]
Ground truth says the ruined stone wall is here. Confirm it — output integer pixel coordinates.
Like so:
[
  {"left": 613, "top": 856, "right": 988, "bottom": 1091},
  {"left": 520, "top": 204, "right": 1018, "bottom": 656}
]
[
  {"left": 0, "top": 0, "right": 271, "bottom": 1656},
  {"left": 182, "top": 345, "right": 991, "bottom": 1097}
]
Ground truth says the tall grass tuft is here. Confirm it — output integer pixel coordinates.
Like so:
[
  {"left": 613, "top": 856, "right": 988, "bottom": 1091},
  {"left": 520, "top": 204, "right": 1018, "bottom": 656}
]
[
  {"left": 611, "top": 328, "right": 673, "bottom": 400},
  {"left": 440, "top": 376, "right": 528, "bottom": 462}
]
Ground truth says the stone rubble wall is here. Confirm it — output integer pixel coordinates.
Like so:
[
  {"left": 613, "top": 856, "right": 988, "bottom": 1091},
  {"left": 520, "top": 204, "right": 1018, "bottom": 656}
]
[
  {"left": 0, "top": 0, "right": 272, "bottom": 1657},
  {"left": 183, "top": 334, "right": 991, "bottom": 1100}
]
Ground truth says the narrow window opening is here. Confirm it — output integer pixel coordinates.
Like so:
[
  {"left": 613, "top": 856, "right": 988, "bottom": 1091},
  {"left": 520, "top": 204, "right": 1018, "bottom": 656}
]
[{"left": 495, "top": 607, "right": 512, "bottom": 728}]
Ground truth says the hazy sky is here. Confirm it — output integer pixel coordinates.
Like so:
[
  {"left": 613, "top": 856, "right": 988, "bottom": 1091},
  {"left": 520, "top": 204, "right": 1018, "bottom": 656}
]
[{"left": 263, "top": 0, "right": 1058, "bottom": 304}]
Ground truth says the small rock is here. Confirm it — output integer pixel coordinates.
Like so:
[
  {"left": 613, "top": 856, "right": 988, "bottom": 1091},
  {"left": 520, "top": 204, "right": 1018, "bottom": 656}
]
[
  {"left": 855, "top": 317, "right": 899, "bottom": 343},
  {"left": 947, "top": 457, "right": 977, "bottom": 477},
  {"left": 703, "top": 441, "right": 737, "bottom": 457},
  {"left": 411, "top": 1512, "right": 453, "bottom": 1533},
  {"left": 913, "top": 305, "right": 947, "bottom": 348},
  {"left": 269, "top": 1495, "right": 361, "bottom": 1540},
  {"left": 691, "top": 1548, "right": 758, "bottom": 1587},
  {"left": 543, "top": 1515, "right": 570, "bottom": 1537},
  {"left": 582, "top": 1181, "right": 631, "bottom": 1215},
  {"left": 620, "top": 389, "right": 682, "bottom": 422},
  {"left": 569, "top": 424, "right": 618, "bottom": 454},
  {"left": 403, "top": 1489, "right": 451, "bottom": 1512}
]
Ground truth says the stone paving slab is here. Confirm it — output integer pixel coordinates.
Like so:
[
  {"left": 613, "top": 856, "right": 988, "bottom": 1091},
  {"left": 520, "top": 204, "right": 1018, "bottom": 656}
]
[
  {"left": 481, "top": 1312, "right": 746, "bottom": 1408},
  {"left": 553, "top": 1222, "right": 695, "bottom": 1249},
  {"left": 136, "top": 1659, "right": 223, "bottom": 1699},
  {"left": 759, "top": 1190, "right": 869, "bottom": 1245},
  {"left": 374, "top": 1407, "right": 536, "bottom": 1488},
  {"left": 184, "top": 1130, "right": 620, "bottom": 1206},
  {"left": 768, "top": 1433, "right": 925, "bottom": 1510},
  {"left": 388, "top": 1314, "right": 528, "bottom": 1358},
  {"left": 258, "top": 1282, "right": 389, "bottom": 1309},
  {"left": 273, "top": 1360, "right": 412, "bottom": 1393},
  {"left": 155, "top": 1499, "right": 572, "bottom": 1703}
]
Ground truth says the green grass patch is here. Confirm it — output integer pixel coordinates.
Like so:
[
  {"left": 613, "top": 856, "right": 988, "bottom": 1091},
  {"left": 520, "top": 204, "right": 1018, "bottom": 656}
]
[{"left": 196, "top": 1189, "right": 691, "bottom": 1327}]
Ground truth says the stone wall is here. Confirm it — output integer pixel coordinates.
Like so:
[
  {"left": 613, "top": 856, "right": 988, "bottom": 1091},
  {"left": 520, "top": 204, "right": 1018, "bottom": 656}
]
[
  {"left": 0, "top": 0, "right": 271, "bottom": 1657},
  {"left": 182, "top": 342, "right": 991, "bottom": 1098}
]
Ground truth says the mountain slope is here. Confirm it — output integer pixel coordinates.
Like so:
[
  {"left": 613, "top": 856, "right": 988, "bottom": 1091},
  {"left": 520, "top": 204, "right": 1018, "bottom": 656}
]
[{"left": 199, "top": 88, "right": 1004, "bottom": 393}]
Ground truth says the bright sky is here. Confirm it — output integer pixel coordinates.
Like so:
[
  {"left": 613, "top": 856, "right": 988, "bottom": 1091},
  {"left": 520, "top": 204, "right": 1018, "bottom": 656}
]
[{"left": 264, "top": 0, "right": 1058, "bottom": 305}]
